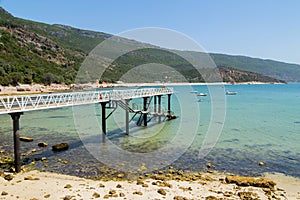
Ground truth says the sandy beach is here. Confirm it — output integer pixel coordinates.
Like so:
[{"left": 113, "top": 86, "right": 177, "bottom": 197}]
[{"left": 1, "top": 170, "right": 299, "bottom": 200}]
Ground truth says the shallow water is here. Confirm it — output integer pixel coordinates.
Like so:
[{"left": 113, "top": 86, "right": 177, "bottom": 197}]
[{"left": 0, "top": 84, "right": 299, "bottom": 178}]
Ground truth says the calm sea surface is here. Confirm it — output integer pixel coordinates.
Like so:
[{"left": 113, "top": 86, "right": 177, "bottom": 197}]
[{"left": 0, "top": 84, "right": 299, "bottom": 178}]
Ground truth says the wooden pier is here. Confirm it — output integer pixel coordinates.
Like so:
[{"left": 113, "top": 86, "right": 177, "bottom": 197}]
[{"left": 0, "top": 87, "right": 175, "bottom": 172}]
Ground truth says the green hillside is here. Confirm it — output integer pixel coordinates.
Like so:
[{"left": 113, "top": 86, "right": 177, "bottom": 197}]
[
  {"left": 0, "top": 7, "right": 297, "bottom": 85},
  {"left": 211, "top": 54, "right": 300, "bottom": 82}
]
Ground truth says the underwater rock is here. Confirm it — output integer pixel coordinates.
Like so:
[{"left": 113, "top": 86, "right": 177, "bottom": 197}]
[
  {"left": 259, "top": 161, "right": 265, "bottom": 166},
  {"left": 0, "top": 157, "right": 14, "bottom": 168},
  {"left": 38, "top": 142, "right": 48, "bottom": 147},
  {"left": 225, "top": 175, "right": 276, "bottom": 189},
  {"left": 19, "top": 137, "right": 34, "bottom": 142},
  {"left": 52, "top": 143, "right": 69, "bottom": 151},
  {"left": 207, "top": 162, "right": 212, "bottom": 168},
  {"left": 117, "top": 173, "right": 124, "bottom": 178}
]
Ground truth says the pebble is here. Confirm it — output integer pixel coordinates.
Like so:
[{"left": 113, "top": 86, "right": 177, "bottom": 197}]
[
  {"left": 64, "top": 184, "right": 72, "bottom": 189},
  {"left": 205, "top": 196, "right": 218, "bottom": 200},
  {"left": 63, "top": 195, "right": 73, "bottom": 200},
  {"left": 142, "top": 183, "right": 149, "bottom": 187},
  {"left": 4, "top": 174, "right": 14, "bottom": 181},
  {"left": 136, "top": 179, "right": 144, "bottom": 185},
  {"left": 133, "top": 191, "right": 143, "bottom": 195},
  {"left": 157, "top": 188, "right": 167, "bottom": 196},
  {"left": 174, "top": 196, "right": 189, "bottom": 200},
  {"left": 99, "top": 183, "right": 105, "bottom": 188},
  {"left": 259, "top": 162, "right": 265, "bottom": 166},
  {"left": 109, "top": 189, "right": 116, "bottom": 195},
  {"left": 119, "top": 192, "right": 125, "bottom": 197},
  {"left": 24, "top": 176, "right": 40, "bottom": 181},
  {"left": 117, "top": 173, "right": 124, "bottom": 178},
  {"left": 1, "top": 191, "right": 8, "bottom": 196},
  {"left": 92, "top": 192, "right": 100, "bottom": 198}
]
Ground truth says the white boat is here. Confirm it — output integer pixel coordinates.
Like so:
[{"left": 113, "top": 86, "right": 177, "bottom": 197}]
[
  {"left": 197, "top": 93, "right": 208, "bottom": 96},
  {"left": 226, "top": 91, "right": 238, "bottom": 95}
]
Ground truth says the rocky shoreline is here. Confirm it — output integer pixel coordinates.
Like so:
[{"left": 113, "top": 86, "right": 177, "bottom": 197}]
[
  {"left": 1, "top": 169, "right": 297, "bottom": 200},
  {"left": 1, "top": 145, "right": 299, "bottom": 199}
]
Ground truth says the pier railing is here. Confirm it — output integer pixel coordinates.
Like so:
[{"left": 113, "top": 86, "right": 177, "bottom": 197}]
[{"left": 0, "top": 87, "right": 173, "bottom": 114}]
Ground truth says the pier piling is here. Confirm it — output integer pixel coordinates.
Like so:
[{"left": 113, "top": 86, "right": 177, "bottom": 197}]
[
  {"left": 9, "top": 112, "right": 23, "bottom": 173},
  {"left": 143, "top": 97, "right": 149, "bottom": 126},
  {"left": 154, "top": 96, "right": 157, "bottom": 113},
  {"left": 158, "top": 95, "right": 162, "bottom": 123},
  {"left": 100, "top": 102, "right": 107, "bottom": 134},
  {"left": 125, "top": 99, "right": 130, "bottom": 135},
  {"left": 167, "top": 94, "right": 171, "bottom": 115}
]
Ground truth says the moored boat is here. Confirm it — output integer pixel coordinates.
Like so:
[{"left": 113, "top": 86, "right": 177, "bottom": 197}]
[
  {"left": 226, "top": 91, "right": 238, "bottom": 95},
  {"left": 197, "top": 93, "right": 208, "bottom": 96}
]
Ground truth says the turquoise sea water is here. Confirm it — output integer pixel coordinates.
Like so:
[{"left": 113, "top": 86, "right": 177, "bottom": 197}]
[{"left": 0, "top": 84, "right": 299, "bottom": 178}]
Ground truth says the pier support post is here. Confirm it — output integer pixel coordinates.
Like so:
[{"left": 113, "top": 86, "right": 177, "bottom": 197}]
[
  {"left": 158, "top": 95, "right": 162, "bottom": 123},
  {"left": 143, "top": 97, "right": 148, "bottom": 126},
  {"left": 100, "top": 102, "right": 107, "bottom": 134},
  {"left": 9, "top": 112, "right": 23, "bottom": 173},
  {"left": 167, "top": 94, "right": 171, "bottom": 115},
  {"left": 125, "top": 99, "right": 130, "bottom": 135},
  {"left": 154, "top": 96, "right": 157, "bottom": 113}
]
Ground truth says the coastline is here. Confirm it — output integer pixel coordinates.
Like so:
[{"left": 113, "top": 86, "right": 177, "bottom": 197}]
[
  {"left": 1, "top": 170, "right": 299, "bottom": 199},
  {"left": 0, "top": 82, "right": 299, "bottom": 199},
  {"left": 0, "top": 81, "right": 285, "bottom": 96}
]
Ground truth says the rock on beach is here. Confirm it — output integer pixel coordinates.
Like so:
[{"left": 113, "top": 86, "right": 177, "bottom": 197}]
[{"left": 225, "top": 175, "right": 276, "bottom": 189}]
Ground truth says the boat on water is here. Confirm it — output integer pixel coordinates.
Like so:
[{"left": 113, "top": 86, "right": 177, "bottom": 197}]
[
  {"left": 197, "top": 93, "right": 208, "bottom": 96},
  {"left": 190, "top": 91, "right": 198, "bottom": 94},
  {"left": 226, "top": 91, "right": 238, "bottom": 95}
]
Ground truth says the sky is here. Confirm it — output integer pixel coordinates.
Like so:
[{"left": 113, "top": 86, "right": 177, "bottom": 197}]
[{"left": 1, "top": 0, "right": 300, "bottom": 64}]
